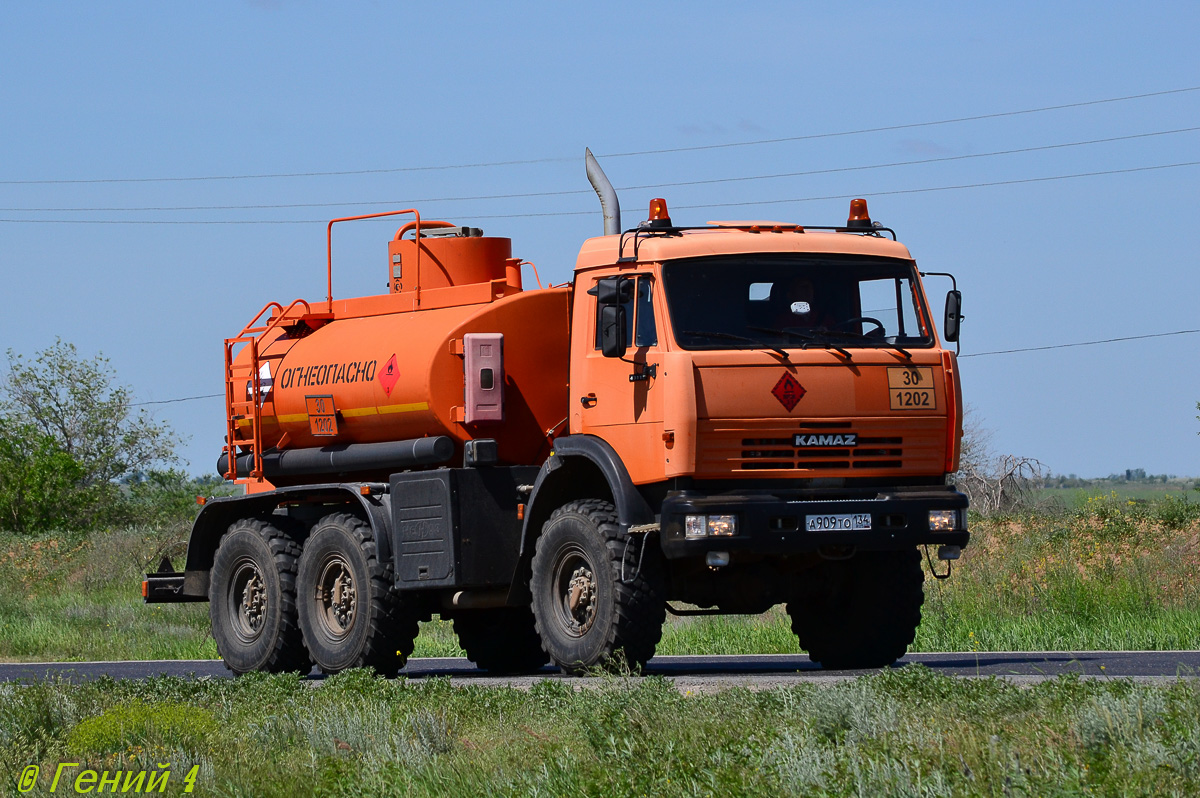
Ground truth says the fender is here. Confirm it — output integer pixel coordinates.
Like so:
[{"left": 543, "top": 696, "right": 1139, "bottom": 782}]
[
  {"left": 180, "top": 482, "right": 391, "bottom": 598},
  {"left": 506, "top": 434, "right": 654, "bottom": 604}
]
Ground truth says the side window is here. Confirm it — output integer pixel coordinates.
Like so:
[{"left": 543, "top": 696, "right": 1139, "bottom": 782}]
[
  {"left": 594, "top": 276, "right": 657, "bottom": 349},
  {"left": 858, "top": 278, "right": 900, "bottom": 334},
  {"left": 858, "top": 277, "right": 922, "bottom": 338},
  {"left": 634, "top": 278, "right": 657, "bottom": 347}
]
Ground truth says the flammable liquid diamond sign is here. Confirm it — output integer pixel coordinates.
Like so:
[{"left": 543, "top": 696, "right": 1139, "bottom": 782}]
[
  {"left": 771, "top": 371, "right": 806, "bottom": 412},
  {"left": 379, "top": 353, "right": 400, "bottom": 396}
]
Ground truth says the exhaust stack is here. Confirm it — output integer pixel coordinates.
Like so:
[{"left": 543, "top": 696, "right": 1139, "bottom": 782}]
[{"left": 585, "top": 148, "right": 621, "bottom": 236}]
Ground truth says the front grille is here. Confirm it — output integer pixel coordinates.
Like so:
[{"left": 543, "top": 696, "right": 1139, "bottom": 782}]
[{"left": 697, "top": 417, "right": 945, "bottom": 477}]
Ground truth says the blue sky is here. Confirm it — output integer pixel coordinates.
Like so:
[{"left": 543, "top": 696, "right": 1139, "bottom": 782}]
[{"left": 1, "top": 2, "right": 1197, "bottom": 478}]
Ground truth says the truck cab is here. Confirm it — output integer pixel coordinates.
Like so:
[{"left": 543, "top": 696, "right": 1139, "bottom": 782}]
[{"left": 531, "top": 195, "right": 969, "bottom": 667}]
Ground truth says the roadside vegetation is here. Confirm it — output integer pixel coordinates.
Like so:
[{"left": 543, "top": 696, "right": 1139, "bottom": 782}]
[
  {"left": 3, "top": 346, "right": 1199, "bottom": 795},
  {"left": 2, "top": 486, "right": 1196, "bottom": 663},
  {"left": 0, "top": 340, "right": 206, "bottom": 535},
  {"left": 4, "top": 666, "right": 1200, "bottom": 796},
  {"left": 1, "top": 343, "right": 1197, "bottom": 663}
]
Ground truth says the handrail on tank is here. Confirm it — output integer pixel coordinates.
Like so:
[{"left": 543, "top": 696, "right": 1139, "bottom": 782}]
[
  {"left": 394, "top": 219, "right": 455, "bottom": 239},
  {"left": 261, "top": 298, "right": 313, "bottom": 336},
  {"left": 237, "top": 298, "right": 313, "bottom": 338},
  {"left": 238, "top": 301, "right": 283, "bottom": 337},
  {"left": 327, "top": 209, "right": 421, "bottom": 312}
]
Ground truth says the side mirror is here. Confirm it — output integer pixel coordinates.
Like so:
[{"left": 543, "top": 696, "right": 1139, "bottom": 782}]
[
  {"left": 943, "top": 290, "right": 963, "bottom": 343},
  {"left": 600, "top": 305, "right": 628, "bottom": 358},
  {"left": 588, "top": 275, "right": 633, "bottom": 305}
]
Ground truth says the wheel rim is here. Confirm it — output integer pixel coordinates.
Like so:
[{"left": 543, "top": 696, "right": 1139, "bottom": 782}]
[
  {"left": 550, "top": 543, "right": 598, "bottom": 637},
  {"left": 313, "top": 554, "right": 358, "bottom": 640},
  {"left": 228, "top": 556, "right": 267, "bottom": 643}
]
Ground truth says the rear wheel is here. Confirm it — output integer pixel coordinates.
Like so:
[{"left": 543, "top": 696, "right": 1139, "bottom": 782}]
[
  {"left": 296, "top": 513, "right": 418, "bottom": 675},
  {"left": 452, "top": 607, "right": 550, "bottom": 674},
  {"left": 530, "top": 500, "right": 665, "bottom": 674},
  {"left": 786, "top": 548, "right": 924, "bottom": 669},
  {"left": 210, "top": 518, "right": 310, "bottom": 675}
]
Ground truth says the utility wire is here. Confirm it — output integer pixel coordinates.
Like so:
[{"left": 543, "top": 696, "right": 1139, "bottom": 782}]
[
  {"left": 602, "top": 86, "right": 1200, "bottom": 157},
  {"left": 4, "top": 159, "right": 1200, "bottom": 225},
  {"left": 134, "top": 329, "right": 1200, "bottom": 406},
  {"left": 669, "top": 160, "right": 1200, "bottom": 213},
  {"left": 960, "top": 329, "right": 1200, "bottom": 358},
  {"left": 4, "top": 126, "right": 1196, "bottom": 214},
  {"left": 133, "top": 393, "right": 223, "bottom": 406},
  {"left": 2, "top": 85, "right": 1197, "bottom": 186},
  {"left": 0, "top": 218, "right": 317, "bottom": 225}
]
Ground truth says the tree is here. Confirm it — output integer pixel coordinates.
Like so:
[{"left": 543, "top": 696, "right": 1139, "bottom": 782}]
[
  {"left": 951, "top": 406, "right": 1044, "bottom": 515},
  {"left": 0, "top": 340, "right": 181, "bottom": 531},
  {"left": 2, "top": 340, "right": 178, "bottom": 487},
  {"left": 0, "top": 418, "right": 85, "bottom": 533}
]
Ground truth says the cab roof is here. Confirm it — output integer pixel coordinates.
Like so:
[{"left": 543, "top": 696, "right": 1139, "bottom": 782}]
[{"left": 574, "top": 226, "right": 915, "bottom": 273}]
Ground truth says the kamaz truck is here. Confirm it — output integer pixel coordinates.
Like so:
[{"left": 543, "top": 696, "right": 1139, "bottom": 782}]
[{"left": 145, "top": 150, "right": 969, "bottom": 675}]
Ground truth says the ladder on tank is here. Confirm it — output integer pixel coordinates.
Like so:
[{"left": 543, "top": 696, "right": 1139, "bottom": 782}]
[{"left": 222, "top": 299, "right": 315, "bottom": 484}]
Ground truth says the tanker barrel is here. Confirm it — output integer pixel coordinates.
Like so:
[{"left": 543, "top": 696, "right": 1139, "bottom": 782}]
[{"left": 218, "top": 436, "right": 455, "bottom": 479}]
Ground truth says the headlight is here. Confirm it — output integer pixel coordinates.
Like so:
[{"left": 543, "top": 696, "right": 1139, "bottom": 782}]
[
  {"left": 684, "top": 514, "right": 739, "bottom": 538},
  {"left": 708, "top": 515, "right": 737, "bottom": 536},
  {"left": 928, "top": 510, "right": 958, "bottom": 531}
]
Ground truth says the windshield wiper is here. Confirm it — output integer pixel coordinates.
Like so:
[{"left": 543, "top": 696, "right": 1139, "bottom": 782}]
[
  {"left": 681, "top": 330, "right": 789, "bottom": 359},
  {"left": 745, "top": 326, "right": 853, "bottom": 361},
  {"left": 811, "top": 328, "right": 913, "bottom": 359}
]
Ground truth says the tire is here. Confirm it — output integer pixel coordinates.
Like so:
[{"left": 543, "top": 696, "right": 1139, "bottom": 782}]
[
  {"left": 296, "top": 513, "right": 418, "bottom": 676},
  {"left": 210, "top": 518, "right": 310, "bottom": 675},
  {"left": 786, "top": 548, "right": 924, "bottom": 670},
  {"left": 530, "top": 499, "right": 665, "bottom": 674},
  {"left": 452, "top": 607, "right": 550, "bottom": 674}
]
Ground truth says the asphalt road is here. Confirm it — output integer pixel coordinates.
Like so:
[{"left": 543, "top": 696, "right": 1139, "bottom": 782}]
[{"left": 2, "top": 651, "right": 1197, "bottom": 688}]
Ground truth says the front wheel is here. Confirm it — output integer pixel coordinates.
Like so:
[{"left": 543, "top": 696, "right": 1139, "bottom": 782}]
[
  {"left": 786, "top": 548, "right": 924, "bottom": 669},
  {"left": 530, "top": 500, "right": 665, "bottom": 674},
  {"left": 296, "top": 513, "right": 418, "bottom": 675}
]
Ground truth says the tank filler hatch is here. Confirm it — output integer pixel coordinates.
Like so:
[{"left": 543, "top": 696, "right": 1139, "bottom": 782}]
[{"left": 388, "top": 223, "right": 515, "bottom": 295}]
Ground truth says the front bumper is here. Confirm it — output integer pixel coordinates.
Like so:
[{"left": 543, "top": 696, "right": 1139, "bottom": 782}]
[{"left": 659, "top": 486, "right": 969, "bottom": 559}]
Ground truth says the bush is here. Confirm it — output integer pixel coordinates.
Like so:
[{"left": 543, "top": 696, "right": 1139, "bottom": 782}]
[
  {"left": 0, "top": 419, "right": 86, "bottom": 533},
  {"left": 67, "top": 701, "right": 216, "bottom": 755},
  {"left": 0, "top": 340, "right": 186, "bottom": 533}
]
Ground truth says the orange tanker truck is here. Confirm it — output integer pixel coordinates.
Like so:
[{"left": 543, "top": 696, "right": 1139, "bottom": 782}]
[{"left": 145, "top": 150, "right": 969, "bottom": 675}]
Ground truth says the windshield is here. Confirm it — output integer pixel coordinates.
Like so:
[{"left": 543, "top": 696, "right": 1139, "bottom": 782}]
[{"left": 662, "top": 254, "right": 934, "bottom": 351}]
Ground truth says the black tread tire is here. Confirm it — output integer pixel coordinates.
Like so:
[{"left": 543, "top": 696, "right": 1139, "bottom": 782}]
[
  {"left": 296, "top": 513, "right": 418, "bottom": 676},
  {"left": 786, "top": 548, "right": 924, "bottom": 670},
  {"left": 452, "top": 607, "right": 550, "bottom": 674},
  {"left": 530, "top": 499, "right": 665, "bottom": 674},
  {"left": 210, "top": 518, "right": 310, "bottom": 675}
]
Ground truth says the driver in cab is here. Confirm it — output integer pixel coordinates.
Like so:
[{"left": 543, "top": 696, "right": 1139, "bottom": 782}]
[{"left": 771, "top": 277, "right": 837, "bottom": 330}]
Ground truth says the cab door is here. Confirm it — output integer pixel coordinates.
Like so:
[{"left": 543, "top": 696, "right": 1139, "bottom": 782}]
[{"left": 570, "top": 272, "right": 666, "bottom": 483}]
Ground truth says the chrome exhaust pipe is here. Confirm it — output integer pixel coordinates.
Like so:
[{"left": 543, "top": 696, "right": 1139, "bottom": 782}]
[{"left": 585, "top": 147, "right": 621, "bottom": 236}]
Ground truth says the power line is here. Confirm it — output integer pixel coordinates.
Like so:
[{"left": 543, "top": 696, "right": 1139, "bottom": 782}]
[
  {"left": 132, "top": 393, "right": 223, "bottom": 406},
  {"left": 4, "top": 159, "right": 1200, "bottom": 225},
  {"left": 5, "top": 126, "right": 1196, "bottom": 214},
  {"left": 134, "top": 329, "right": 1200, "bottom": 407},
  {"left": 669, "top": 160, "right": 1200, "bottom": 213},
  {"left": 2, "top": 85, "right": 1197, "bottom": 186},
  {"left": 961, "top": 329, "right": 1200, "bottom": 358},
  {"left": 0, "top": 218, "right": 316, "bottom": 225},
  {"left": 602, "top": 86, "right": 1200, "bottom": 158}
]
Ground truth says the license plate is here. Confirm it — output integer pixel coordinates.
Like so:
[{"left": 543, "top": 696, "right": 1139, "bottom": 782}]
[{"left": 806, "top": 513, "right": 872, "bottom": 532}]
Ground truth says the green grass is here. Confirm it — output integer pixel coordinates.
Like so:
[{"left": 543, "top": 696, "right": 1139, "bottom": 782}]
[
  {"left": 1033, "top": 478, "right": 1200, "bottom": 509},
  {"left": 1, "top": 489, "right": 1197, "bottom": 663},
  {"left": 3, "top": 667, "right": 1200, "bottom": 796}
]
